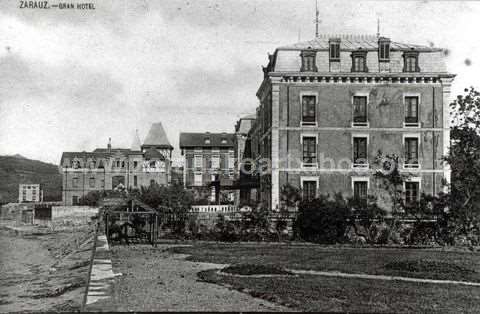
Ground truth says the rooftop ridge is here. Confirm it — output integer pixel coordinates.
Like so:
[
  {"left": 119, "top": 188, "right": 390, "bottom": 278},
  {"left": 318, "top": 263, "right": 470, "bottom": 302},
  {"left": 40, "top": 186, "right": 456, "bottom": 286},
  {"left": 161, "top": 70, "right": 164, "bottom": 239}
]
[{"left": 316, "top": 34, "right": 378, "bottom": 41}]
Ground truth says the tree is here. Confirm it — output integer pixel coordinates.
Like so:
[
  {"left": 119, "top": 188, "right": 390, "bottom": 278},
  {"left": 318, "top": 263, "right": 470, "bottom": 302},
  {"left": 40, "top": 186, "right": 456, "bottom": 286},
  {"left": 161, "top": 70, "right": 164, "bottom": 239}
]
[
  {"left": 445, "top": 87, "right": 480, "bottom": 244},
  {"left": 78, "top": 190, "right": 103, "bottom": 206}
]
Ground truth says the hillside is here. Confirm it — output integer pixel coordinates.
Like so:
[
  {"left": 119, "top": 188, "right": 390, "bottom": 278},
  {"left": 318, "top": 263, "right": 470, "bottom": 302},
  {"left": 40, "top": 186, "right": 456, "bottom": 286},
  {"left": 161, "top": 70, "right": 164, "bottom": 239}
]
[{"left": 0, "top": 155, "right": 62, "bottom": 203}]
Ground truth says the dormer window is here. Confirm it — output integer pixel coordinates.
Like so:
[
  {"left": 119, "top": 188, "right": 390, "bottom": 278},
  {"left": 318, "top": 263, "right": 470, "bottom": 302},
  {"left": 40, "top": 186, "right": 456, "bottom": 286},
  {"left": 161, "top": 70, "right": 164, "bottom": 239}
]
[
  {"left": 403, "top": 51, "right": 420, "bottom": 72},
  {"left": 329, "top": 38, "right": 340, "bottom": 61},
  {"left": 205, "top": 138, "right": 211, "bottom": 144},
  {"left": 221, "top": 138, "right": 227, "bottom": 144},
  {"left": 378, "top": 37, "right": 390, "bottom": 61},
  {"left": 300, "top": 49, "right": 317, "bottom": 72},
  {"left": 351, "top": 50, "right": 368, "bottom": 72}
]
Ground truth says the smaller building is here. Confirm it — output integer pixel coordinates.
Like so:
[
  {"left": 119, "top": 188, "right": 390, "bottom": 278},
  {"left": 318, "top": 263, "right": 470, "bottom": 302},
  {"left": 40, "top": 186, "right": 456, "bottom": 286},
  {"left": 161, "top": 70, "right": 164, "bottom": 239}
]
[
  {"left": 179, "top": 132, "right": 235, "bottom": 203},
  {"left": 19, "top": 184, "right": 43, "bottom": 203}
]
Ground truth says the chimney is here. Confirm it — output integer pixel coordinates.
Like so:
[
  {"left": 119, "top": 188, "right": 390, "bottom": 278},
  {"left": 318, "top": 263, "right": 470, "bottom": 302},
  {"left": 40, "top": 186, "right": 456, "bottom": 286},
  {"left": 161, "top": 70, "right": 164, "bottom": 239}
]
[{"left": 108, "top": 137, "right": 112, "bottom": 153}]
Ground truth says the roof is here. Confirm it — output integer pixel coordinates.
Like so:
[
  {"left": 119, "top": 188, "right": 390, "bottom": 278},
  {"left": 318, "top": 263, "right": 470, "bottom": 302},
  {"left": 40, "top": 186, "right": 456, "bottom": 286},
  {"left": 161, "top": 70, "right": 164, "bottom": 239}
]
[
  {"left": 241, "top": 113, "right": 256, "bottom": 120},
  {"left": 144, "top": 147, "right": 165, "bottom": 160},
  {"left": 278, "top": 34, "right": 442, "bottom": 52},
  {"left": 143, "top": 122, "right": 172, "bottom": 148},
  {"left": 179, "top": 132, "right": 235, "bottom": 148},
  {"left": 60, "top": 148, "right": 141, "bottom": 166}
]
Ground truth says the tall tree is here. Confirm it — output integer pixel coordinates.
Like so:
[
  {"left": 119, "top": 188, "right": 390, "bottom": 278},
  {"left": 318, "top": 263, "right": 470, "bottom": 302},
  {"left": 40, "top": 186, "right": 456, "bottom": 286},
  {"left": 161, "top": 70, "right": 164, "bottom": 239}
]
[{"left": 446, "top": 87, "right": 480, "bottom": 243}]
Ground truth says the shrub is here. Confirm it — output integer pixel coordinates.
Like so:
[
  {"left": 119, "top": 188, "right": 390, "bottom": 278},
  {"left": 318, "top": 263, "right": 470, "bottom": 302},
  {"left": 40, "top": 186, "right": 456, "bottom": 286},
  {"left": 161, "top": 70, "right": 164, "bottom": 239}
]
[
  {"left": 78, "top": 191, "right": 103, "bottom": 206},
  {"left": 295, "top": 193, "right": 351, "bottom": 244},
  {"left": 214, "top": 214, "right": 239, "bottom": 242}
]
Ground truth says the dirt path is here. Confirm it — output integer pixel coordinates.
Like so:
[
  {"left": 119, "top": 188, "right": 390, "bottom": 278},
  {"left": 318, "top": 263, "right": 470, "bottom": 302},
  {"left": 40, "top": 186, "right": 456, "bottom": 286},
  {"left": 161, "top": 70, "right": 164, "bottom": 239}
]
[
  {"left": 0, "top": 226, "right": 95, "bottom": 312},
  {"left": 87, "top": 244, "right": 289, "bottom": 311}
]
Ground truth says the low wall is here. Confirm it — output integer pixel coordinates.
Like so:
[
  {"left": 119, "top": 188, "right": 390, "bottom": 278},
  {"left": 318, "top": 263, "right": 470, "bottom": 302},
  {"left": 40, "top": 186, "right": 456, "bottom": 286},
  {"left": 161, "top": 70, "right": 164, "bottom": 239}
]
[{"left": 50, "top": 206, "right": 100, "bottom": 227}]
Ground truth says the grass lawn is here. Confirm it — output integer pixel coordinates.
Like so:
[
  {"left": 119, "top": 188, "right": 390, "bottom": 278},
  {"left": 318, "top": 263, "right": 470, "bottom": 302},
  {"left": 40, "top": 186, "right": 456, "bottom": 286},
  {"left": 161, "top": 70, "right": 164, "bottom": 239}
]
[
  {"left": 171, "top": 243, "right": 480, "bottom": 282},
  {"left": 198, "top": 269, "right": 480, "bottom": 313},
  {"left": 171, "top": 243, "right": 480, "bottom": 312}
]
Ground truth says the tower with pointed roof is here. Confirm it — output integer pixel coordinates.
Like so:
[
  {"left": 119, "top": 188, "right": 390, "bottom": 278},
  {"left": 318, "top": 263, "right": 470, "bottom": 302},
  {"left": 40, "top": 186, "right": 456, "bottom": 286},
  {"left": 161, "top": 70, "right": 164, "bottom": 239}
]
[{"left": 251, "top": 34, "right": 455, "bottom": 211}]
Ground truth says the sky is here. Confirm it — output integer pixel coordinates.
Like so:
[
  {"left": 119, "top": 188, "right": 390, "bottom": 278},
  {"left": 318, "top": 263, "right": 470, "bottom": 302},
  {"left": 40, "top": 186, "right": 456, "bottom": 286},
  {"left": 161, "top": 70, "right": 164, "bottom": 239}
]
[{"left": 0, "top": 0, "right": 479, "bottom": 164}]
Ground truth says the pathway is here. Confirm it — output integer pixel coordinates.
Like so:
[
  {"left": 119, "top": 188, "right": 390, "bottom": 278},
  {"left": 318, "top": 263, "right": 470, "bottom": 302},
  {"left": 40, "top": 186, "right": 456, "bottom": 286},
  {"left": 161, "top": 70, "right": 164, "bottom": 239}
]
[{"left": 84, "top": 244, "right": 288, "bottom": 311}]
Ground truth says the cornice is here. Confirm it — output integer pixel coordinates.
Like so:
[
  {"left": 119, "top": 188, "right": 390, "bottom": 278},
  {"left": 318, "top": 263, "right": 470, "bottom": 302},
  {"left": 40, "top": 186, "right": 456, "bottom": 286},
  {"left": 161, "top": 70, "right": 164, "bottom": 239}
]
[{"left": 266, "top": 72, "right": 456, "bottom": 84}]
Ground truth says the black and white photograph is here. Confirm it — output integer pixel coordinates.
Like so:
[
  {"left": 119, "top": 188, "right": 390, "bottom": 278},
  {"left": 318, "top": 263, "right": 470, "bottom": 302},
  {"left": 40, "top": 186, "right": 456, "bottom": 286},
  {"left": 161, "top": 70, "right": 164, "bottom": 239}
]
[{"left": 1, "top": 0, "right": 480, "bottom": 312}]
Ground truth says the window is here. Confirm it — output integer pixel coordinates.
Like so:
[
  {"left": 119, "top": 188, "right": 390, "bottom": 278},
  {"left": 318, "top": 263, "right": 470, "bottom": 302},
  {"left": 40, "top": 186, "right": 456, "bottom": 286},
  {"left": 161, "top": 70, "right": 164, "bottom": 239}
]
[
  {"left": 302, "top": 95, "right": 316, "bottom": 125},
  {"left": 72, "top": 177, "right": 79, "bottom": 188},
  {"left": 150, "top": 179, "right": 156, "bottom": 186},
  {"left": 329, "top": 39, "right": 340, "bottom": 61},
  {"left": 221, "top": 138, "right": 227, "bottom": 144},
  {"left": 302, "top": 180, "right": 317, "bottom": 200},
  {"left": 353, "top": 137, "right": 368, "bottom": 167},
  {"left": 404, "top": 137, "right": 419, "bottom": 166},
  {"left": 353, "top": 181, "right": 368, "bottom": 202},
  {"left": 211, "top": 155, "right": 220, "bottom": 169},
  {"left": 112, "top": 176, "right": 125, "bottom": 188},
  {"left": 133, "top": 176, "right": 138, "bottom": 187},
  {"left": 186, "top": 155, "right": 193, "bottom": 168},
  {"left": 353, "top": 96, "right": 368, "bottom": 125},
  {"left": 378, "top": 38, "right": 390, "bottom": 61},
  {"left": 205, "top": 138, "right": 211, "bottom": 144},
  {"left": 351, "top": 51, "right": 368, "bottom": 72},
  {"left": 100, "top": 179, "right": 105, "bottom": 188},
  {"left": 194, "top": 172, "right": 203, "bottom": 186},
  {"left": 405, "top": 96, "right": 419, "bottom": 125},
  {"left": 72, "top": 196, "right": 79, "bottom": 205},
  {"left": 133, "top": 161, "right": 138, "bottom": 169},
  {"left": 194, "top": 155, "right": 203, "bottom": 168},
  {"left": 300, "top": 49, "right": 317, "bottom": 72},
  {"left": 405, "top": 181, "right": 420, "bottom": 207},
  {"left": 228, "top": 156, "right": 235, "bottom": 169},
  {"left": 302, "top": 136, "right": 317, "bottom": 167},
  {"left": 89, "top": 177, "right": 95, "bottom": 188},
  {"left": 403, "top": 51, "right": 419, "bottom": 72}
]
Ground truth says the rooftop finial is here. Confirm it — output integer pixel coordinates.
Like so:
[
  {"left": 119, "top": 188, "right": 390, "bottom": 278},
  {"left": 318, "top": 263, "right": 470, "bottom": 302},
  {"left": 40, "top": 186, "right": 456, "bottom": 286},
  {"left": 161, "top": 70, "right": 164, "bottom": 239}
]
[{"left": 315, "top": 0, "right": 319, "bottom": 38}]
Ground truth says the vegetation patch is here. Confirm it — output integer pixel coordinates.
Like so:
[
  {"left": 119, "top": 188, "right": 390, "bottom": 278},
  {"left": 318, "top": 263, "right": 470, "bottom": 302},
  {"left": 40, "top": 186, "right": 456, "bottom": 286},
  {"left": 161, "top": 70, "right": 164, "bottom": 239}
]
[
  {"left": 385, "top": 259, "right": 476, "bottom": 276},
  {"left": 221, "top": 264, "right": 293, "bottom": 276}
]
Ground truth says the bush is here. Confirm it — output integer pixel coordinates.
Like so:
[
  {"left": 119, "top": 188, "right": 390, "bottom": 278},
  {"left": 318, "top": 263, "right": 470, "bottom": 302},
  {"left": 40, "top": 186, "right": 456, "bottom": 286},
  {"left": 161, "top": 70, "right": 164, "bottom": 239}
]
[
  {"left": 214, "top": 214, "right": 239, "bottom": 242},
  {"left": 78, "top": 191, "right": 103, "bottom": 206},
  {"left": 294, "top": 194, "right": 351, "bottom": 244}
]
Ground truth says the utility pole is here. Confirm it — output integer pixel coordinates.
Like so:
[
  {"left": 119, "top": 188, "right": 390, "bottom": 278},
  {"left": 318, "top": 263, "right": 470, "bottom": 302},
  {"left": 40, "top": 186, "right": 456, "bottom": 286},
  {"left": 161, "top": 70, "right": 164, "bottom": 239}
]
[{"left": 377, "top": 17, "right": 380, "bottom": 38}]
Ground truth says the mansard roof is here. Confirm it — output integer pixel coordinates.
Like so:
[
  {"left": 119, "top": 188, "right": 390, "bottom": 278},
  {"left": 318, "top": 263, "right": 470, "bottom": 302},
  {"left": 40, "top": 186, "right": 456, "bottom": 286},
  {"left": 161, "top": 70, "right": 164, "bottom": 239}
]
[
  {"left": 278, "top": 34, "right": 442, "bottom": 52},
  {"left": 179, "top": 132, "right": 235, "bottom": 148},
  {"left": 143, "top": 122, "right": 173, "bottom": 149}
]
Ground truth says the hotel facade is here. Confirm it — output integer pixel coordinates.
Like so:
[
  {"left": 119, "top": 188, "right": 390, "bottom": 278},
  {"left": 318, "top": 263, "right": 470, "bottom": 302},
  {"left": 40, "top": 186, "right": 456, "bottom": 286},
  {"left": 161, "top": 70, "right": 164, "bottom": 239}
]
[{"left": 252, "top": 34, "right": 455, "bottom": 210}]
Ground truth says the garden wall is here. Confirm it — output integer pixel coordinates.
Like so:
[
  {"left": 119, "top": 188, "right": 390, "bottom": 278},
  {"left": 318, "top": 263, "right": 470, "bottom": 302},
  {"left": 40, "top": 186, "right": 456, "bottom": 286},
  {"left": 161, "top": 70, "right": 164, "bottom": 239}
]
[{"left": 51, "top": 206, "right": 99, "bottom": 226}]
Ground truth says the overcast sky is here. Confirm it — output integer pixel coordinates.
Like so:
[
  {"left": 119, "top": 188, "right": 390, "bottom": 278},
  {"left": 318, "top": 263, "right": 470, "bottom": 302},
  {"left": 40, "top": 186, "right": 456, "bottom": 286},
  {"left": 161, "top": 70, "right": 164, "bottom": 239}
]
[{"left": 0, "top": 0, "right": 479, "bottom": 164}]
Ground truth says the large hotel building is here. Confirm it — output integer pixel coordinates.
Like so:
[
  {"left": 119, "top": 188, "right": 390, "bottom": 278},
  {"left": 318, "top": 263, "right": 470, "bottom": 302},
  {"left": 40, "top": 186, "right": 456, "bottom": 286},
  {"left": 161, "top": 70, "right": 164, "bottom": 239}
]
[{"left": 250, "top": 34, "right": 455, "bottom": 210}]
